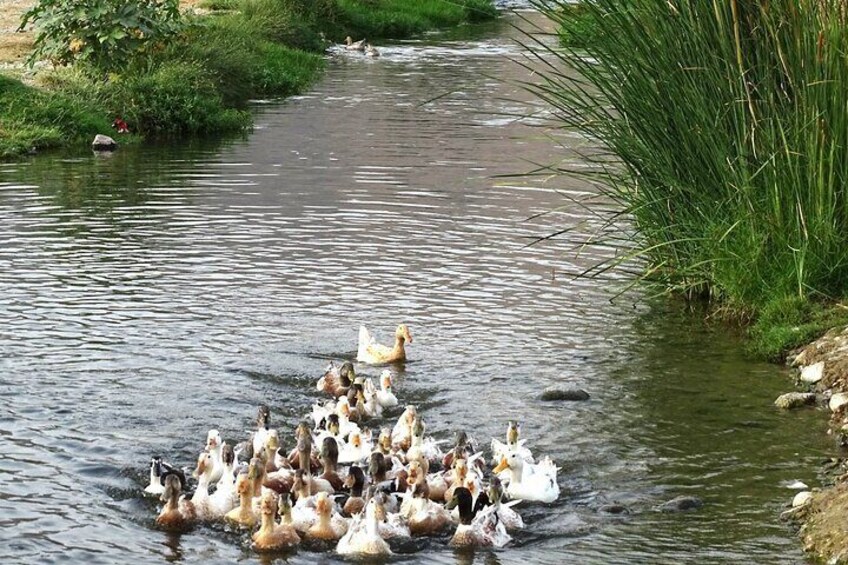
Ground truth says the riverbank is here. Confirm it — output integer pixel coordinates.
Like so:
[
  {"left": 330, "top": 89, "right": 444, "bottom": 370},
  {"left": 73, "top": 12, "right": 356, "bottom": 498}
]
[
  {"left": 777, "top": 331, "right": 848, "bottom": 562},
  {"left": 0, "top": 0, "right": 496, "bottom": 158}
]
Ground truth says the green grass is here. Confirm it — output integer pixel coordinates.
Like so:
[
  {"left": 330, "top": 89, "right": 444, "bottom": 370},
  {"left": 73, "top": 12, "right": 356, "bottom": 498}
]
[
  {"left": 1, "top": 0, "right": 496, "bottom": 158},
  {"left": 0, "top": 75, "right": 110, "bottom": 157},
  {"left": 556, "top": 2, "right": 601, "bottom": 48},
  {"left": 535, "top": 0, "right": 848, "bottom": 359}
]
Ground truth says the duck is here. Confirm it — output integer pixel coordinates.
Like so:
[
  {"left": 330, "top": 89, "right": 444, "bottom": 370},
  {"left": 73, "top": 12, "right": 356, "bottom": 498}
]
[
  {"left": 357, "top": 324, "right": 412, "bottom": 364},
  {"left": 365, "top": 44, "right": 380, "bottom": 58},
  {"left": 252, "top": 492, "right": 301, "bottom": 552},
  {"left": 263, "top": 448, "right": 295, "bottom": 494},
  {"left": 305, "top": 492, "right": 349, "bottom": 541},
  {"left": 156, "top": 472, "right": 196, "bottom": 531},
  {"left": 372, "top": 492, "right": 410, "bottom": 539},
  {"left": 493, "top": 452, "right": 559, "bottom": 504},
  {"left": 342, "top": 466, "right": 367, "bottom": 516},
  {"left": 375, "top": 370, "right": 398, "bottom": 408},
  {"left": 190, "top": 451, "right": 215, "bottom": 520},
  {"left": 344, "top": 36, "right": 366, "bottom": 51},
  {"left": 391, "top": 405, "right": 417, "bottom": 450},
  {"left": 208, "top": 443, "right": 238, "bottom": 517},
  {"left": 444, "top": 457, "right": 469, "bottom": 503},
  {"left": 491, "top": 421, "right": 534, "bottom": 466},
  {"left": 336, "top": 497, "right": 392, "bottom": 556},
  {"left": 443, "top": 430, "right": 474, "bottom": 470},
  {"left": 319, "top": 437, "right": 345, "bottom": 492},
  {"left": 447, "top": 487, "right": 511, "bottom": 548},
  {"left": 288, "top": 423, "right": 321, "bottom": 472},
  {"left": 400, "top": 486, "right": 451, "bottom": 536},
  {"left": 205, "top": 430, "right": 225, "bottom": 484},
  {"left": 252, "top": 404, "right": 272, "bottom": 457},
  {"left": 225, "top": 472, "right": 260, "bottom": 528},
  {"left": 317, "top": 362, "right": 355, "bottom": 398},
  {"left": 339, "top": 431, "right": 372, "bottom": 465},
  {"left": 487, "top": 477, "right": 524, "bottom": 530},
  {"left": 144, "top": 456, "right": 184, "bottom": 496}
]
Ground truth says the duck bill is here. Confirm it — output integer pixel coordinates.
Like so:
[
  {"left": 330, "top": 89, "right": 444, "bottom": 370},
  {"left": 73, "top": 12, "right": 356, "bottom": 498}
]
[
  {"left": 445, "top": 497, "right": 458, "bottom": 510},
  {"left": 493, "top": 457, "right": 509, "bottom": 474}
]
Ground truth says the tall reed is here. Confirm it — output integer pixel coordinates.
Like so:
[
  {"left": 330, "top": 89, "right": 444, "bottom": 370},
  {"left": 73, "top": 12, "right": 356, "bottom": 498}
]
[{"left": 534, "top": 0, "right": 848, "bottom": 314}]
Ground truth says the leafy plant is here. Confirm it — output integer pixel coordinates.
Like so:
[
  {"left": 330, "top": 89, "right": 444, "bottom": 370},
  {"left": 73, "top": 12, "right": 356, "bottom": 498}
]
[{"left": 19, "top": 0, "right": 184, "bottom": 72}]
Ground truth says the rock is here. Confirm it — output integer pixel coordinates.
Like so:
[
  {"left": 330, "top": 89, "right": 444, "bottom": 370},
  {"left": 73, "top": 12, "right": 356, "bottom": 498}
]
[
  {"left": 801, "top": 361, "right": 825, "bottom": 384},
  {"left": 793, "top": 491, "right": 813, "bottom": 507},
  {"left": 830, "top": 392, "right": 848, "bottom": 412},
  {"left": 785, "top": 480, "right": 809, "bottom": 490},
  {"left": 657, "top": 495, "right": 703, "bottom": 513},
  {"left": 774, "top": 392, "right": 816, "bottom": 410},
  {"left": 91, "top": 134, "right": 117, "bottom": 151},
  {"left": 599, "top": 504, "right": 629, "bottom": 515},
  {"left": 540, "top": 387, "right": 590, "bottom": 402},
  {"left": 780, "top": 505, "right": 807, "bottom": 522}
]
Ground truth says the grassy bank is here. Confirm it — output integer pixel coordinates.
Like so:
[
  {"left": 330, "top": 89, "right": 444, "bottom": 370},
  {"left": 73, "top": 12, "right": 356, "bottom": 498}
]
[
  {"left": 1, "top": 0, "right": 496, "bottom": 158},
  {"left": 537, "top": 0, "right": 848, "bottom": 360}
]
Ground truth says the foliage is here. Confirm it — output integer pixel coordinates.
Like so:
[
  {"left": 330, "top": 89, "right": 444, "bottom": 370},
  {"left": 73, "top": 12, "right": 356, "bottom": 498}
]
[
  {"left": 534, "top": 0, "right": 848, "bottom": 350},
  {"left": 20, "top": 0, "right": 184, "bottom": 72},
  {"left": 0, "top": 74, "right": 110, "bottom": 157}
]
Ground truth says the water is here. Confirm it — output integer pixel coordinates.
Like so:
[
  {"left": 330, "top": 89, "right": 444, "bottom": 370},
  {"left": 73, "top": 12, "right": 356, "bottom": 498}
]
[{"left": 0, "top": 11, "right": 832, "bottom": 565}]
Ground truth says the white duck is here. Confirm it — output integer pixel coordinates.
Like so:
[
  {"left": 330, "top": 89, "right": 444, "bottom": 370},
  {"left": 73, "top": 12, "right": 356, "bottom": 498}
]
[
  {"left": 208, "top": 444, "right": 238, "bottom": 517},
  {"left": 491, "top": 421, "right": 535, "bottom": 467},
  {"left": 338, "top": 431, "right": 372, "bottom": 465},
  {"left": 190, "top": 451, "right": 215, "bottom": 520},
  {"left": 493, "top": 452, "right": 559, "bottom": 504},
  {"left": 375, "top": 370, "right": 398, "bottom": 408},
  {"left": 336, "top": 497, "right": 392, "bottom": 556},
  {"left": 205, "top": 430, "right": 225, "bottom": 484},
  {"left": 357, "top": 324, "right": 412, "bottom": 364}
]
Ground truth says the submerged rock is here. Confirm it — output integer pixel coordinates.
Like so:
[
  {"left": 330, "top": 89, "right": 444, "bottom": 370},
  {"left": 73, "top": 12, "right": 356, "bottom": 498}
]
[
  {"left": 800, "top": 361, "right": 825, "bottom": 384},
  {"left": 656, "top": 496, "right": 703, "bottom": 513},
  {"left": 540, "top": 387, "right": 590, "bottom": 402},
  {"left": 774, "top": 392, "right": 816, "bottom": 410},
  {"left": 599, "top": 504, "right": 630, "bottom": 515},
  {"left": 830, "top": 392, "right": 848, "bottom": 412},
  {"left": 92, "top": 134, "right": 117, "bottom": 151}
]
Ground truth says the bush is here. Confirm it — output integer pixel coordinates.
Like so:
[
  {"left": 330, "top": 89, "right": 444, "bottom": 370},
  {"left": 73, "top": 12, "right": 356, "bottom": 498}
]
[
  {"left": 103, "top": 61, "right": 250, "bottom": 134},
  {"left": 20, "top": 0, "right": 184, "bottom": 72},
  {"left": 535, "top": 0, "right": 848, "bottom": 318}
]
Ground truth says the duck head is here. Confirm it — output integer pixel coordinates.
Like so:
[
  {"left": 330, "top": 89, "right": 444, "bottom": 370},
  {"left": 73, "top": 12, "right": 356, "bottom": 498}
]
[
  {"left": 378, "top": 428, "right": 392, "bottom": 454},
  {"left": 193, "top": 451, "right": 213, "bottom": 479},
  {"left": 493, "top": 452, "right": 520, "bottom": 476},
  {"left": 380, "top": 370, "right": 393, "bottom": 391},
  {"left": 277, "top": 492, "right": 294, "bottom": 523},
  {"left": 235, "top": 472, "right": 252, "bottom": 499},
  {"left": 453, "top": 457, "right": 468, "bottom": 483},
  {"left": 396, "top": 324, "right": 412, "bottom": 344},
  {"left": 488, "top": 476, "right": 504, "bottom": 504},
  {"left": 206, "top": 429, "right": 222, "bottom": 451},
  {"left": 222, "top": 443, "right": 235, "bottom": 468},
  {"left": 339, "top": 361, "right": 355, "bottom": 387},
  {"left": 260, "top": 491, "right": 277, "bottom": 517},
  {"left": 326, "top": 414, "right": 340, "bottom": 436},
  {"left": 264, "top": 430, "right": 280, "bottom": 462},
  {"left": 412, "top": 416, "right": 425, "bottom": 438},
  {"left": 407, "top": 460, "right": 425, "bottom": 486},
  {"left": 314, "top": 491, "right": 331, "bottom": 518},
  {"left": 321, "top": 436, "right": 339, "bottom": 468},
  {"left": 446, "top": 487, "right": 475, "bottom": 525},
  {"left": 345, "top": 465, "right": 366, "bottom": 496},
  {"left": 257, "top": 404, "right": 270, "bottom": 430},
  {"left": 161, "top": 472, "right": 183, "bottom": 503}
]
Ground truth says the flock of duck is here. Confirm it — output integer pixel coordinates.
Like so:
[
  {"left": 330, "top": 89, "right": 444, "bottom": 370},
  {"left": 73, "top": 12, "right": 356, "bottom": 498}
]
[
  {"left": 342, "top": 36, "right": 381, "bottom": 58},
  {"left": 144, "top": 324, "right": 560, "bottom": 555}
]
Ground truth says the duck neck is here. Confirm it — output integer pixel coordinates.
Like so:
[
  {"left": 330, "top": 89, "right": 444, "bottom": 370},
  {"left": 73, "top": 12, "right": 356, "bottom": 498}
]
[
  {"left": 510, "top": 464, "right": 523, "bottom": 484},
  {"left": 165, "top": 491, "right": 180, "bottom": 512},
  {"left": 365, "top": 506, "right": 380, "bottom": 536},
  {"left": 238, "top": 491, "right": 252, "bottom": 517},
  {"left": 192, "top": 474, "right": 210, "bottom": 504},
  {"left": 318, "top": 509, "right": 331, "bottom": 529},
  {"left": 259, "top": 511, "right": 276, "bottom": 534},
  {"left": 392, "top": 336, "right": 406, "bottom": 359},
  {"left": 322, "top": 457, "right": 336, "bottom": 475}
]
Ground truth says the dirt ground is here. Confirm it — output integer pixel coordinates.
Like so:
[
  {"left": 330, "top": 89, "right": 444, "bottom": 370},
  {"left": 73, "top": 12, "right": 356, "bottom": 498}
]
[{"left": 0, "top": 0, "right": 207, "bottom": 65}]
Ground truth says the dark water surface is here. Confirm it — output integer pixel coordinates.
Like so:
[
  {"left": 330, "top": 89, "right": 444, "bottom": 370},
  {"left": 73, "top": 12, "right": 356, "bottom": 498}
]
[{"left": 0, "top": 11, "right": 831, "bottom": 565}]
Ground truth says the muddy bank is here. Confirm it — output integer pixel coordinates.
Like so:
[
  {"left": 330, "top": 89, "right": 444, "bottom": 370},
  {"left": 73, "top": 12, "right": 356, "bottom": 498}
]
[{"left": 781, "top": 328, "right": 848, "bottom": 562}]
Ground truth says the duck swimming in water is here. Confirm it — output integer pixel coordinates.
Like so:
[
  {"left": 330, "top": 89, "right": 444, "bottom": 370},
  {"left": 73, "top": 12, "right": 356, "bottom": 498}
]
[
  {"left": 225, "top": 472, "right": 260, "bottom": 529},
  {"left": 156, "top": 472, "right": 196, "bottom": 531},
  {"left": 305, "top": 492, "right": 349, "bottom": 541},
  {"left": 252, "top": 492, "right": 301, "bottom": 551},
  {"left": 493, "top": 452, "right": 559, "bottom": 504},
  {"left": 447, "top": 487, "right": 511, "bottom": 548},
  {"left": 336, "top": 497, "right": 392, "bottom": 556},
  {"left": 344, "top": 36, "right": 366, "bottom": 51},
  {"left": 144, "top": 456, "right": 184, "bottom": 496},
  {"left": 357, "top": 324, "right": 412, "bottom": 364}
]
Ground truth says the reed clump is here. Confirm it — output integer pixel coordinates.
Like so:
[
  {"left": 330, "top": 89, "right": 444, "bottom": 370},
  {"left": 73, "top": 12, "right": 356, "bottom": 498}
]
[{"left": 536, "top": 0, "right": 848, "bottom": 356}]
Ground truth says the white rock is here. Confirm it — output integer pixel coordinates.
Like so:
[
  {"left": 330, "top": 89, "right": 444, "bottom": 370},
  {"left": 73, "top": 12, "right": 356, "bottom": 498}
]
[
  {"left": 800, "top": 361, "right": 824, "bottom": 384},
  {"left": 792, "top": 491, "right": 813, "bottom": 507},
  {"left": 774, "top": 392, "right": 816, "bottom": 410},
  {"left": 829, "top": 392, "right": 848, "bottom": 412},
  {"left": 785, "top": 480, "right": 809, "bottom": 490},
  {"left": 91, "top": 134, "right": 117, "bottom": 151}
]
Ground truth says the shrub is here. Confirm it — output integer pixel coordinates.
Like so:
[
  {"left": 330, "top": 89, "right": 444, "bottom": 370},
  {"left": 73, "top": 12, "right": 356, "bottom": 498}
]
[{"left": 20, "top": 0, "right": 184, "bottom": 72}]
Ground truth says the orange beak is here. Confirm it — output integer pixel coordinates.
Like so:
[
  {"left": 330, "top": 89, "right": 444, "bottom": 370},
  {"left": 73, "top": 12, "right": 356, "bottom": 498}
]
[{"left": 493, "top": 457, "right": 509, "bottom": 474}]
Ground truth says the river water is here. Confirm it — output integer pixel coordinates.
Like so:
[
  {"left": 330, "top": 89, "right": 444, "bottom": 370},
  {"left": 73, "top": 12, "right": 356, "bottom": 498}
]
[{"left": 0, "top": 10, "right": 832, "bottom": 565}]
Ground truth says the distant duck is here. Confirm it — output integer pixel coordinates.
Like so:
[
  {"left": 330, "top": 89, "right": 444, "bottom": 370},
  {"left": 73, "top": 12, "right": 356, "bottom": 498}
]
[
  {"left": 357, "top": 324, "right": 412, "bottom": 364},
  {"left": 344, "top": 36, "right": 366, "bottom": 51},
  {"left": 156, "top": 472, "right": 196, "bottom": 531},
  {"left": 252, "top": 492, "right": 301, "bottom": 552},
  {"left": 252, "top": 404, "right": 272, "bottom": 456},
  {"left": 486, "top": 477, "right": 524, "bottom": 530},
  {"left": 493, "top": 452, "right": 559, "bottom": 504},
  {"left": 317, "top": 361, "right": 355, "bottom": 398},
  {"left": 491, "top": 421, "right": 535, "bottom": 466},
  {"left": 365, "top": 44, "right": 380, "bottom": 58}
]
